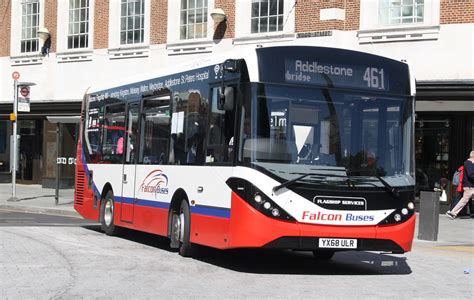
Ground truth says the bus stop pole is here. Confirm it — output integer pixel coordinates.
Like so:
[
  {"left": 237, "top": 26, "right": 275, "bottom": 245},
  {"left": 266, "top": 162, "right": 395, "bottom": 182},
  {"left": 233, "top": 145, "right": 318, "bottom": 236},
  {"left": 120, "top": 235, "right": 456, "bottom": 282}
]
[
  {"left": 55, "top": 123, "right": 61, "bottom": 205},
  {"left": 8, "top": 80, "right": 18, "bottom": 202}
]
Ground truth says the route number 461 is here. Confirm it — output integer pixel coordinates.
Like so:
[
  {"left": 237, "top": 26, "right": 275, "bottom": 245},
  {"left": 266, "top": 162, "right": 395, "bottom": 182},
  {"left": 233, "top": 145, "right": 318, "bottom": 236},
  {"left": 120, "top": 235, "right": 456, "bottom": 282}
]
[{"left": 363, "top": 67, "right": 385, "bottom": 90}]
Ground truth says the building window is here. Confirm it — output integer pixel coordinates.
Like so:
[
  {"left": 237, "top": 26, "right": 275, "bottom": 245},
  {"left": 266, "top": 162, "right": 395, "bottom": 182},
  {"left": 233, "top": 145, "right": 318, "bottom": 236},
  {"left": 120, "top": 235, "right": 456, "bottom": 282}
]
[
  {"left": 180, "top": 0, "right": 208, "bottom": 40},
  {"left": 120, "top": 0, "right": 145, "bottom": 45},
  {"left": 21, "top": 0, "right": 40, "bottom": 53},
  {"left": 251, "top": 0, "right": 284, "bottom": 34},
  {"left": 379, "top": 0, "right": 424, "bottom": 25},
  {"left": 68, "top": 0, "right": 90, "bottom": 49}
]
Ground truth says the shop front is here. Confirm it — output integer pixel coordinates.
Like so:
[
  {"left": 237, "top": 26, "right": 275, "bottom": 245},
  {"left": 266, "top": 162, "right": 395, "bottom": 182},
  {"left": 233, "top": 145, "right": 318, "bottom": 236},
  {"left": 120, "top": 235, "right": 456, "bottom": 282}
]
[
  {"left": 415, "top": 81, "right": 474, "bottom": 212},
  {"left": 0, "top": 101, "right": 81, "bottom": 187}
]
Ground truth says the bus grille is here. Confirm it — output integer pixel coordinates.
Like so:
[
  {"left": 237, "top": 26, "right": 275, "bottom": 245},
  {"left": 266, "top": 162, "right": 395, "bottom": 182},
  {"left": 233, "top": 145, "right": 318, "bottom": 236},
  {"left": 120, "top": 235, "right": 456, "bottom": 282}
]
[{"left": 75, "top": 170, "right": 85, "bottom": 206}]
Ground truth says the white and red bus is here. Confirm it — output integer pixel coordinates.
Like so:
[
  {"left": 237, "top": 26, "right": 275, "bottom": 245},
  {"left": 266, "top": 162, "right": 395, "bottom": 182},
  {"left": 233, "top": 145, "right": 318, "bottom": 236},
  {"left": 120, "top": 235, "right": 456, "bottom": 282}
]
[{"left": 75, "top": 46, "right": 416, "bottom": 258}]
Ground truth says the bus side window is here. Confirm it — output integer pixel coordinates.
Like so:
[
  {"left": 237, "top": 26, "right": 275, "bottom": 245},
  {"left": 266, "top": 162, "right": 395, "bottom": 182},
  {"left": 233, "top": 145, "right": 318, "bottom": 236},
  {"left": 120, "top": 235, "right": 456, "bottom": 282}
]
[
  {"left": 102, "top": 103, "right": 126, "bottom": 164},
  {"left": 125, "top": 103, "right": 139, "bottom": 164},
  {"left": 170, "top": 90, "right": 208, "bottom": 165},
  {"left": 84, "top": 104, "right": 102, "bottom": 163},
  {"left": 139, "top": 94, "right": 171, "bottom": 165},
  {"left": 206, "top": 87, "right": 235, "bottom": 164}
]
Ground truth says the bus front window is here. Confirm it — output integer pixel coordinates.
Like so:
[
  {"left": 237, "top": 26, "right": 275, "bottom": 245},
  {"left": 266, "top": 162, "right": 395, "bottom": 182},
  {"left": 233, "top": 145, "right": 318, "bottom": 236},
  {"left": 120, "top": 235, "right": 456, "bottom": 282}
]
[{"left": 239, "top": 83, "right": 414, "bottom": 188}]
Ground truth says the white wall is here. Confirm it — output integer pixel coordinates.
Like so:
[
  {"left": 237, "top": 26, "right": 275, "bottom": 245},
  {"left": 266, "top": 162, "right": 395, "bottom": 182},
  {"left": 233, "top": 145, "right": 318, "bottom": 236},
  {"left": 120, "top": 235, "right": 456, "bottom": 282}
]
[{"left": 357, "top": 24, "right": 474, "bottom": 81}]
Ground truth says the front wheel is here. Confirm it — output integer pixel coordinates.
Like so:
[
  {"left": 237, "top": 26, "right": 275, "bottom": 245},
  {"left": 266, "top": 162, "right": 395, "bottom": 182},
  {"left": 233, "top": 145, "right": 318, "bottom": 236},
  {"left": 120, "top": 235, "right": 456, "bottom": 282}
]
[
  {"left": 100, "top": 190, "right": 119, "bottom": 236},
  {"left": 172, "top": 199, "right": 195, "bottom": 257}
]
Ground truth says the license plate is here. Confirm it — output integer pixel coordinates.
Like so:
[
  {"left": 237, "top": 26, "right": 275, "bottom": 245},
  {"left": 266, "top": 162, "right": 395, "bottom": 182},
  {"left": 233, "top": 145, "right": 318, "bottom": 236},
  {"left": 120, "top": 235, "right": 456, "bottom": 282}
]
[{"left": 318, "top": 238, "right": 357, "bottom": 249}]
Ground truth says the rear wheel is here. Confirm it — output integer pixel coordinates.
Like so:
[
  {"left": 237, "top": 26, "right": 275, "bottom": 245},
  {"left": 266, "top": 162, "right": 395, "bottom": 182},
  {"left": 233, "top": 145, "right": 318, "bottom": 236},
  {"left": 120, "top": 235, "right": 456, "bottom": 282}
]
[
  {"left": 100, "top": 190, "right": 119, "bottom": 236},
  {"left": 312, "top": 250, "right": 335, "bottom": 260}
]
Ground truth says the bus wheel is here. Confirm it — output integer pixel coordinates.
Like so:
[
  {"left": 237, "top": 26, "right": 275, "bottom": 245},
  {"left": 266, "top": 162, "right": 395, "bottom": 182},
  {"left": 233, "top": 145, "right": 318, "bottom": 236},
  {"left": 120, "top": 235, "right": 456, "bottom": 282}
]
[
  {"left": 177, "top": 199, "right": 195, "bottom": 257},
  {"left": 100, "top": 190, "right": 118, "bottom": 236},
  {"left": 312, "top": 250, "right": 335, "bottom": 260}
]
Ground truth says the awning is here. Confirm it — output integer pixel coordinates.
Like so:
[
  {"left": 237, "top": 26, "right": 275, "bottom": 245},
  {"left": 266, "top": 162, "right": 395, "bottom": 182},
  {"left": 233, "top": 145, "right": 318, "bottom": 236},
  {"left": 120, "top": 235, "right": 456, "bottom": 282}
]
[
  {"left": 416, "top": 80, "right": 474, "bottom": 101},
  {"left": 46, "top": 116, "right": 80, "bottom": 124}
]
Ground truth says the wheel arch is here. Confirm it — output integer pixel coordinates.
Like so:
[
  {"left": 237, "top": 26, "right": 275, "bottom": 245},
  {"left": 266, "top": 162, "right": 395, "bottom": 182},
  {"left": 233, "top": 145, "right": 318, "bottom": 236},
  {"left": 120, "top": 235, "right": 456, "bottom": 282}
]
[
  {"left": 95, "top": 183, "right": 113, "bottom": 222},
  {"left": 101, "top": 183, "right": 113, "bottom": 200}
]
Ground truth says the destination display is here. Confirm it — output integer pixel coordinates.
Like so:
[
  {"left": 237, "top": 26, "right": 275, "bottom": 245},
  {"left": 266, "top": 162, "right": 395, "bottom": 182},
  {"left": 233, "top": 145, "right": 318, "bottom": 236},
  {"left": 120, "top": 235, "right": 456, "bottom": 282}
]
[
  {"left": 285, "top": 59, "right": 389, "bottom": 91},
  {"left": 257, "top": 46, "right": 410, "bottom": 94}
]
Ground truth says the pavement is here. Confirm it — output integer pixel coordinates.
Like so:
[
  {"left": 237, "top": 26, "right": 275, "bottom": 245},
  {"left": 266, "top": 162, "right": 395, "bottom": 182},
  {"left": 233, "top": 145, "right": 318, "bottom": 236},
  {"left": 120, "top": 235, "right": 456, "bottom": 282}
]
[
  {"left": 0, "top": 183, "right": 473, "bottom": 246},
  {"left": 0, "top": 183, "right": 77, "bottom": 217}
]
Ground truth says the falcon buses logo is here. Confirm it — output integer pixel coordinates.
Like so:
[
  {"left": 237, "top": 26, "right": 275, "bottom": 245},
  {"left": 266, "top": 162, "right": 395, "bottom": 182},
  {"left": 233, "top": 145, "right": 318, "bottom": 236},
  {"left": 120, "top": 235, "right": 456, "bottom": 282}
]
[{"left": 139, "top": 169, "right": 169, "bottom": 196}]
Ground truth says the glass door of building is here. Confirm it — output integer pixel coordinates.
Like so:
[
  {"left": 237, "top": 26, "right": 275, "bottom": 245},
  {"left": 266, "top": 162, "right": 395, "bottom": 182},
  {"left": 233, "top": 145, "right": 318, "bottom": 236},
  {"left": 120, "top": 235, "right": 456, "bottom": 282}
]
[
  {"left": 415, "top": 118, "right": 450, "bottom": 196},
  {"left": 17, "top": 120, "right": 43, "bottom": 183}
]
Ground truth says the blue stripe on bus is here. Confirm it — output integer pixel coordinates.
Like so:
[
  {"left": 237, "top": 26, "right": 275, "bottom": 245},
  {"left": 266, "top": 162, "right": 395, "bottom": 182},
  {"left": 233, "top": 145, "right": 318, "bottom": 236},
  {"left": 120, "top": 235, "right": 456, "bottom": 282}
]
[
  {"left": 135, "top": 199, "right": 170, "bottom": 209},
  {"left": 114, "top": 196, "right": 134, "bottom": 204},
  {"left": 114, "top": 196, "right": 170, "bottom": 209},
  {"left": 191, "top": 205, "right": 231, "bottom": 219},
  {"left": 114, "top": 196, "right": 230, "bottom": 218}
]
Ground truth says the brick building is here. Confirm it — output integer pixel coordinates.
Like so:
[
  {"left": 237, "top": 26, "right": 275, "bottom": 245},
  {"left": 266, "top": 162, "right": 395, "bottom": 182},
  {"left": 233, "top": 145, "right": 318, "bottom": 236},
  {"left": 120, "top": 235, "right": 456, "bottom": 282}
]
[{"left": 0, "top": 1, "right": 472, "bottom": 202}]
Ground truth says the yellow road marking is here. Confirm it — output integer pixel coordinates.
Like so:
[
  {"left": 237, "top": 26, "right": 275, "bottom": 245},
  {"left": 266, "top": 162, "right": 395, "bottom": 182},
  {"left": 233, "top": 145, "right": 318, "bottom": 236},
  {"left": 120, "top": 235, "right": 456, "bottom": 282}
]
[{"left": 417, "top": 244, "right": 474, "bottom": 254}]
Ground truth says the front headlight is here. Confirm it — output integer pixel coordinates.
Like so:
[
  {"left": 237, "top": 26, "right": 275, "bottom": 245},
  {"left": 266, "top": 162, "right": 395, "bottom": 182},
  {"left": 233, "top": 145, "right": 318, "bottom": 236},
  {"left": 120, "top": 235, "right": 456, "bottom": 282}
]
[
  {"left": 226, "top": 177, "right": 295, "bottom": 221},
  {"left": 378, "top": 200, "right": 415, "bottom": 225}
]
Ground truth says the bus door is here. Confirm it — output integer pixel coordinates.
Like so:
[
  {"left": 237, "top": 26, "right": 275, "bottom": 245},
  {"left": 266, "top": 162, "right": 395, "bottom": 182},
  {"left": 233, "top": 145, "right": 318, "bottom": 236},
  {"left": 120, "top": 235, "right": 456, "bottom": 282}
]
[{"left": 120, "top": 102, "right": 139, "bottom": 223}]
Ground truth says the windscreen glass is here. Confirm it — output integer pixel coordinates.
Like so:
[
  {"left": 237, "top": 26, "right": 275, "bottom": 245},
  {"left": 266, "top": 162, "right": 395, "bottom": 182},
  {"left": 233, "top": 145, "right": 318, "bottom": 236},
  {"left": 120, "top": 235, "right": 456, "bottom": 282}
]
[{"left": 238, "top": 83, "right": 414, "bottom": 187}]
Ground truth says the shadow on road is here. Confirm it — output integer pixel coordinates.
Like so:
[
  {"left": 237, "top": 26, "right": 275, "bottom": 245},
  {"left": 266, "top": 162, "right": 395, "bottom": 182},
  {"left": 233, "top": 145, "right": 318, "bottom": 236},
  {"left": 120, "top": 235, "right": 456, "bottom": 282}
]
[
  {"left": 83, "top": 225, "right": 412, "bottom": 275},
  {"left": 194, "top": 248, "right": 412, "bottom": 275}
]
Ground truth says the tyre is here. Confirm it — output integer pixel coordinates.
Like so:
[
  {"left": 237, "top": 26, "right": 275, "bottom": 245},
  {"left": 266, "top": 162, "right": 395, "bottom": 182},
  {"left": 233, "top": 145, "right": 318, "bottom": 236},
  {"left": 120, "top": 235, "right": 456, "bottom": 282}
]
[
  {"left": 312, "top": 250, "right": 335, "bottom": 260},
  {"left": 177, "top": 199, "right": 195, "bottom": 257},
  {"left": 100, "top": 190, "right": 119, "bottom": 236}
]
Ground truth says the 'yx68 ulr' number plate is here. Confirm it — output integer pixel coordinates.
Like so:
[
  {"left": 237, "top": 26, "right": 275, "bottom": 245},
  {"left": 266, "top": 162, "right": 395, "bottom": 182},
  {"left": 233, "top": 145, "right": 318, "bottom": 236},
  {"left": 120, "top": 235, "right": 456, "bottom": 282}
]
[{"left": 319, "top": 238, "right": 357, "bottom": 249}]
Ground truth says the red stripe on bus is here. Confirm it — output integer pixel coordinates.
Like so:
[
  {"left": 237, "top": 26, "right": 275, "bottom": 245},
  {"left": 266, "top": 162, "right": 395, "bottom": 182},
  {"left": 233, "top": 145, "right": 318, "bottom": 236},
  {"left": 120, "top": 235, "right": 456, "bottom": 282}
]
[
  {"left": 118, "top": 203, "right": 168, "bottom": 236},
  {"left": 190, "top": 214, "right": 230, "bottom": 249}
]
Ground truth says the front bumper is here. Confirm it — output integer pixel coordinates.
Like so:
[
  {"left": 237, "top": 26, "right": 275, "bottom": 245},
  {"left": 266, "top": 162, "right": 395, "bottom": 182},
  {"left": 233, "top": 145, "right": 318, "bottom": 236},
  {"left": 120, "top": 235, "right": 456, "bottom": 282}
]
[{"left": 228, "top": 192, "right": 416, "bottom": 253}]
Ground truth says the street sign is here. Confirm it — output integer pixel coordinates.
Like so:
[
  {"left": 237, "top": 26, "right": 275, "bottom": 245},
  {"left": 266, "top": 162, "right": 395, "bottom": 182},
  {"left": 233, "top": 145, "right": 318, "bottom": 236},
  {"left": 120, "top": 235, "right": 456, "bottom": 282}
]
[
  {"left": 17, "top": 85, "right": 31, "bottom": 112},
  {"left": 20, "top": 86, "right": 30, "bottom": 97},
  {"left": 12, "top": 71, "right": 20, "bottom": 80}
]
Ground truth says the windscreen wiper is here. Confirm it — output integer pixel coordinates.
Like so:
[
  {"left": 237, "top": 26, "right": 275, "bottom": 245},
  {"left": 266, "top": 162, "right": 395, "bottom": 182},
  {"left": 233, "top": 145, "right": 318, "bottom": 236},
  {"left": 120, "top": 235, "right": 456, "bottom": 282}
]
[
  {"left": 346, "top": 175, "right": 400, "bottom": 198},
  {"left": 272, "top": 172, "right": 347, "bottom": 194},
  {"left": 376, "top": 176, "right": 400, "bottom": 198}
]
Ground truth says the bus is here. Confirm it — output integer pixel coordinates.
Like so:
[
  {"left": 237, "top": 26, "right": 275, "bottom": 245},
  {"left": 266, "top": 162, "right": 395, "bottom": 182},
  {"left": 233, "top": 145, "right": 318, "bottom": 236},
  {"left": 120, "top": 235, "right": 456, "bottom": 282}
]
[{"left": 75, "top": 46, "right": 416, "bottom": 259}]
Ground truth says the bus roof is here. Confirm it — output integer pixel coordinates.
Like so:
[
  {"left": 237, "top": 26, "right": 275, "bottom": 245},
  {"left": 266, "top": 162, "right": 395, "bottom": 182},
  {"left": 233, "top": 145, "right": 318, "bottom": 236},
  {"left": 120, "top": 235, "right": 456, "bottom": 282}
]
[
  {"left": 87, "top": 45, "right": 412, "bottom": 97},
  {"left": 87, "top": 47, "right": 260, "bottom": 95}
]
